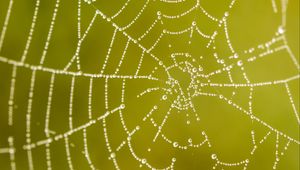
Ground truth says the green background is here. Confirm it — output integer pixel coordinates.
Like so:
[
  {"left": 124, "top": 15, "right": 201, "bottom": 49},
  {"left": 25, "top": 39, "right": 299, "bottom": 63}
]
[{"left": 0, "top": 0, "right": 299, "bottom": 169}]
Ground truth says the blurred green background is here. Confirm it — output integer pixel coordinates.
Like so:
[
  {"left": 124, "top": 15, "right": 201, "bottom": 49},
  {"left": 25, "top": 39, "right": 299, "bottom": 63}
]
[{"left": 0, "top": 0, "right": 299, "bottom": 169}]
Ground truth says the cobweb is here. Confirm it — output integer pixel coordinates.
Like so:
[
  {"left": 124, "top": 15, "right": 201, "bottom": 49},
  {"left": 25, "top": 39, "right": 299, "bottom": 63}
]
[{"left": 0, "top": 0, "right": 299, "bottom": 169}]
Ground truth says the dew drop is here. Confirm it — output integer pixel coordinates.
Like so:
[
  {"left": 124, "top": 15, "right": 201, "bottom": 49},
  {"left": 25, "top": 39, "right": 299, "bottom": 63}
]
[
  {"left": 278, "top": 26, "right": 285, "bottom": 34},
  {"left": 237, "top": 60, "right": 243, "bottom": 66},
  {"left": 120, "top": 104, "right": 125, "bottom": 109},
  {"left": 162, "top": 95, "right": 167, "bottom": 100},
  {"left": 110, "top": 152, "right": 116, "bottom": 158}
]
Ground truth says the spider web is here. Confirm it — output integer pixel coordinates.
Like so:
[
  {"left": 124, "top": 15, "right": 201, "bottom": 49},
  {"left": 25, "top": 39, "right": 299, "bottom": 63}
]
[{"left": 0, "top": 0, "right": 299, "bottom": 169}]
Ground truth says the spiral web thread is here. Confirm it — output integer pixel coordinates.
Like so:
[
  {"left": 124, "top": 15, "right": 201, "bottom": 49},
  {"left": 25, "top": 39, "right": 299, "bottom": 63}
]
[{"left": 0, "top": 0, "right": 299, "bottom": 169}]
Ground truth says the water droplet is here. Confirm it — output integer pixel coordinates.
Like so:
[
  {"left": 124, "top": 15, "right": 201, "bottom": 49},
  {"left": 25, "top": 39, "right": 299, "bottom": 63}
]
[
  {"left": 162, "top": 95, "right": 167, "bottom": 100},
  {"left": 211, "top": 154, "right": 217, "bottom": 159},
  {"left": 8, "top": 100, "right": 13, "bottom": 105},
  {"left": 120, "top": 104, "right": 125, "bottom": 109},
  {"left": 110, "top": 152, "right": 116, "bottom": 158},
  {"left": 278, "top": 26, "right": 285, "bottom": 34},
  {"left": 237, "top": 60, "right": 243, "bottom": 66},
  {"left": 234, "top": 53, "right": 239, "bottom": 58}
]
